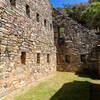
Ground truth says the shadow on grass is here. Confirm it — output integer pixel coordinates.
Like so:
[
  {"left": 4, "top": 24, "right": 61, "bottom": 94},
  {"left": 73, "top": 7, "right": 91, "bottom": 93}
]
[
  {"left": 76, "top": 68, "right": 100, "bottom": 80},
  {"left": 50, "top": 81, "right": 100, "bottom": 100}
]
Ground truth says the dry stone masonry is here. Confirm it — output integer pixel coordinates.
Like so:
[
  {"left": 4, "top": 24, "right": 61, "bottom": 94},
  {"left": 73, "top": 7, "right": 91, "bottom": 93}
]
[
  {"left": 0, "top": 0, "right": 56, "bottom": 97},
  {"left": 0, "top": 0, "right": 100, "bottom": 98},
  {"left": 53, "top": 9, "right": 98, "bottom": 73}
]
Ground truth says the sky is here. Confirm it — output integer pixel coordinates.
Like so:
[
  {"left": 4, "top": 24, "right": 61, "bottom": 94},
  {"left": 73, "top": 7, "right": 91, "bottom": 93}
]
[{"left": 49, "top": 0, "right": 89, "bottom": 8}]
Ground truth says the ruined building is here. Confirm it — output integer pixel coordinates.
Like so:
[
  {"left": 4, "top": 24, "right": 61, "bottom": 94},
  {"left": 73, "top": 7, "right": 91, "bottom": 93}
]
[
  {"left": 53, "top": 9, "right": 98, "bottom": 73},
  {"left": 0, "top": 0, "right": 99, "bottom": 98},
  {"left": 0, "top": 0, "right": 56, "bottom": 97}
]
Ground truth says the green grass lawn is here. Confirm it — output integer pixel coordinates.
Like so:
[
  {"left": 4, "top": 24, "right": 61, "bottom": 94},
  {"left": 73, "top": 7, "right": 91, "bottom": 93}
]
[{"left": 13, "top": 72, "right": 100, "bottom": 100}]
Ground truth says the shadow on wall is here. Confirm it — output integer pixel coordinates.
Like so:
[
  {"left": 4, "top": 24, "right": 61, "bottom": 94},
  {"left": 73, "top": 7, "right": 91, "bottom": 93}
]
[
  {"left": 50, "top": 81, "right": 100, "bottom": 100},
  {"left": 76, "top": 57, "right": 100, "bottom": 80},
  {"left": 76, "top": 69, "right": 99, "bottom": 80},
  {"left": 57, "top": 65, "right": 99, "bottom": 80},
  {"left": 57, "top": 45, "right": 100, "bottom": 79}
]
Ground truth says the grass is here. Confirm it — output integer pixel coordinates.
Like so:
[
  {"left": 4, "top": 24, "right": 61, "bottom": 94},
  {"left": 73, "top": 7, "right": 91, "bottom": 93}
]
[{"left": 13, "top": 72, "right": 100, "bottom": 100}]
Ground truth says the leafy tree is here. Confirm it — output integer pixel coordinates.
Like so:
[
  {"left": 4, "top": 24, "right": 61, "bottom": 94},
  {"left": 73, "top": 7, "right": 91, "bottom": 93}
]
[
  {"left": 53, "top": 2, "right": 100, "bottom": 32},
  {"left": 91, "top": 12, "right": 100, "bottom": 31},
  {"left": 64, "top": 3, "right": 88, "bottom": 23},
  {"left": 56, "top": 7, "right": 68, "bottom": 16},
  {"left": 89, "top": 0, "right": 100, "bottom": 3},
  {"left": 81, "top": 2, "right": 100, "bottom": 31}
]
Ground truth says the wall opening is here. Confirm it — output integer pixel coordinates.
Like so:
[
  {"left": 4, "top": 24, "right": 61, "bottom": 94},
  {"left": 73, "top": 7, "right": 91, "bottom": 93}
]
[
  {"left": 10, "top": 0, "right": 16, "bottom": 6},
  {"left": 65, "top": 55, "right": 70, "bottom": 63},
  {"left": 0, "top": 40, "right": 1, "bottom": 62},
  {"left": 26, "top": 4, "right": 30, "bottom": 17},
  {"left": 58, "top": 27, "right": 65, "bottom": 45},
  {"left": 80, "top": 55, "right": 86, "bottom": 62},
  {"left": 36, "top": 13, "right": 39, "bottom": 22},
  {"left": 50, "top": 23, "right": 52, "bottom": 30},
  {"left": 37, "top": 53, "right": 40, "bottom": 64},
  {"left": 47, "top": 54, "right": 50, "bottom": 63},
  {"left": 59, "top": 27, "right": 65, "bottom": 38},
  {"left": 21, "top": 52, "right": 26, "bottom": 65},
  {"left": 44, "top": 19, "right": 47, "bottom": 27}
]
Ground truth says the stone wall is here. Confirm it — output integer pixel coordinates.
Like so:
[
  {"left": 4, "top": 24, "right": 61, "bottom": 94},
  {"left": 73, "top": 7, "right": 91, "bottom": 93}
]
[
  {"left": 53, "top": 9, "right": 97, "bottom": 72},
  {"left": 0, "top": 0, "right": 56, "bottom": 97}
]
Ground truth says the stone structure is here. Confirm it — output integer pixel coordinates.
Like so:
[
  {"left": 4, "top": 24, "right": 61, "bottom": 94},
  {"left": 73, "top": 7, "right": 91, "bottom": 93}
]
[
  {"left": 0, "top": 0, "right": 56, "bottom": 97},
  {"left": 95, "top": 33, "right": 100, "bottom": 76},
  {"left": 0, "top": 0, "right": 100, "bottom": 98},
  {"left": 53, "top": 9, "right": 98, "bottom": 73}
]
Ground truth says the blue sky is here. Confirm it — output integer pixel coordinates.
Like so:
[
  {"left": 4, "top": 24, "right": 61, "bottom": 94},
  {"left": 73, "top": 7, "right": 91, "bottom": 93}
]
[{"left": 49, "top": 0, "right": 89, "bottom": 8}]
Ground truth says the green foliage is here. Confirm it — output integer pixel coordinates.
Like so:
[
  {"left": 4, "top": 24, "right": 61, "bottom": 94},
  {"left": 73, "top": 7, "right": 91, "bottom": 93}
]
[
  {"left": 89, "top": 0, "right": 100, "bottom": 3},
  {"left": 59, "top": 27, "right": 65, "bottom": 38},
  {"left": 53, "top": 2, "right": 100, "bottom": 31},
  {"left": 54, "top": 3, "right": 88, "bottom": 24},
  {"left": 56, "top": 7, "right": 68, "bottom": 16},
  {"left": 81, "top": 2, "right": 100, "bottom": 31},
  {"left": 64, "top": 3, "right": 88, "bottom": 23}
]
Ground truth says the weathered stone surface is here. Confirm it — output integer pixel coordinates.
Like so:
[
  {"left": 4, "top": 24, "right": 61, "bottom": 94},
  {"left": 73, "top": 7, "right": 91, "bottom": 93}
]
[
  {"left": 0, "top": 0, "right": 56, "bottom": 97},
  {"left": 53, "top": 8, "right": 97, "bottom": 72},
  {"left": 0, "top": 0, "right": 99, "bottom": 98}
]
